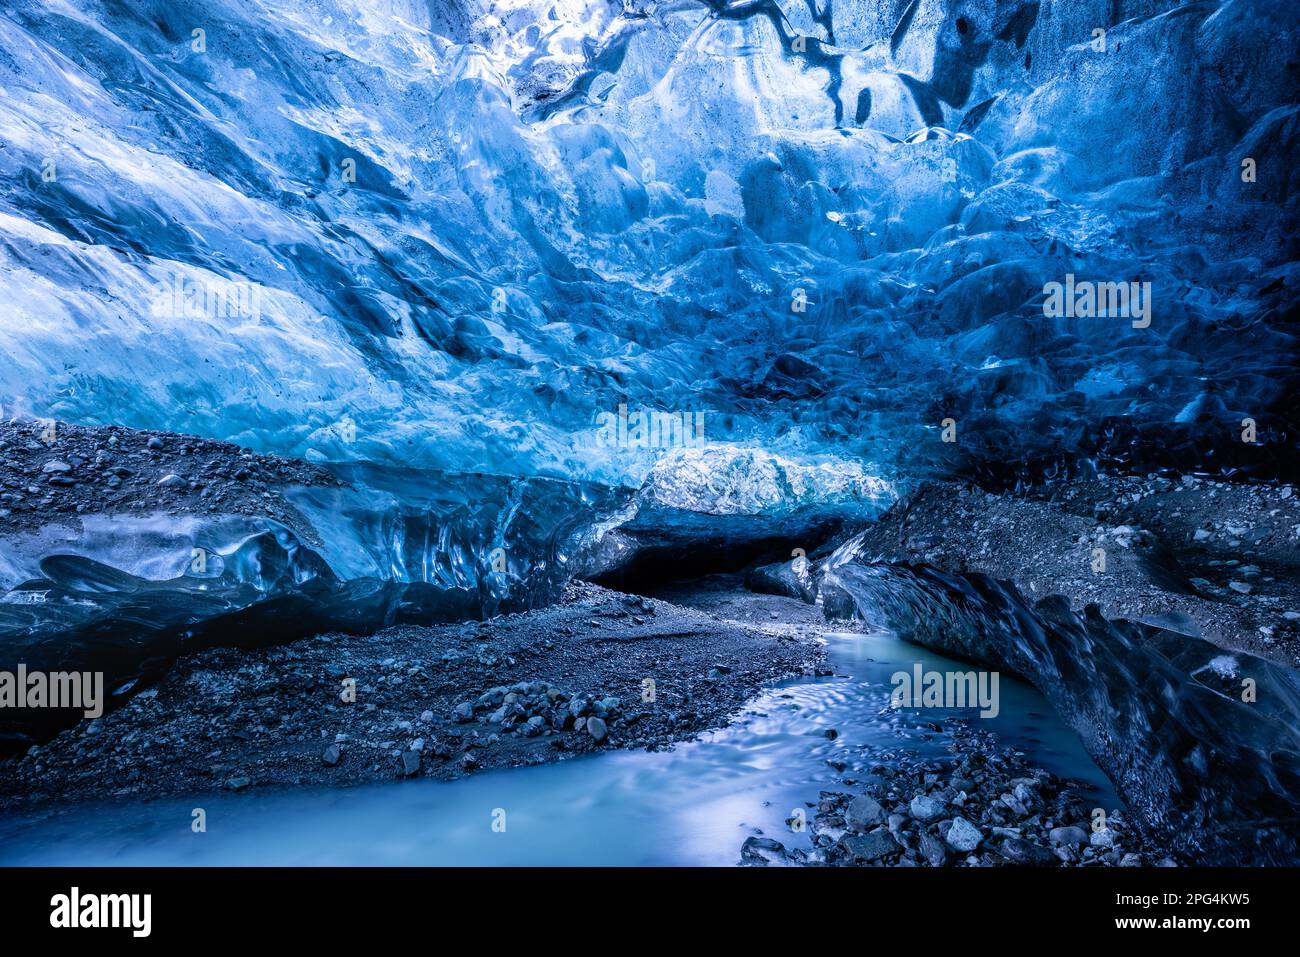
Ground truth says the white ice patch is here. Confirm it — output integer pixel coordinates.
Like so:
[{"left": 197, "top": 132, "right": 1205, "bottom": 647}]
[
  {"left": 640, "top": 446, "right": 895, "bottom": 517},
  {"left": 1204, "top": 655, "right": 1240, "bottom": 680}
]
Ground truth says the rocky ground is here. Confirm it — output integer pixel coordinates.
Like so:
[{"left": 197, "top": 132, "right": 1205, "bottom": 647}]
[
  {"left": 739, "top": 471, "right": 1300, "bottom": 868},
  {"left": 742, "top": 723, "right": 1169, "bottom": 868},
  {"left": 2, "top": 417, "right": 1286, "bottom": 868},
  {"left": 650, "top": 573, "right": 835, "bottom": 635},
  {"left": 0, "top": 418, "right": 339, "bottom": 543},
  {"left": 0, "top": 580, "right": 824, "bottom": 808},
  {"left": 846, "top": 476, "right": 1300, "bottom": 666}
]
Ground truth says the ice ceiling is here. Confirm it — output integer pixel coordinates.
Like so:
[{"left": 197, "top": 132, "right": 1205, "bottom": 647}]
[{"left": 1, "top": 0, "right": 1297, "bottom": 496}]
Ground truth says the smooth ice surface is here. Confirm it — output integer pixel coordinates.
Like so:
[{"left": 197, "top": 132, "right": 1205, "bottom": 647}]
[{"left": 0, "top": 466, "right": 623, "bottom": 744}]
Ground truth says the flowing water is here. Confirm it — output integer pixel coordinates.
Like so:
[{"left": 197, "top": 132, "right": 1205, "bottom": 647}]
[{"left": 0, "top": 630, "right": 1116, "bottom": 866}]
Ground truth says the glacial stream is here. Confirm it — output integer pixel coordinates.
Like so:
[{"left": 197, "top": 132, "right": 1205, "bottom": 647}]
[{"left": 0, "top": 629, "right": 1115, "bottom": 866}]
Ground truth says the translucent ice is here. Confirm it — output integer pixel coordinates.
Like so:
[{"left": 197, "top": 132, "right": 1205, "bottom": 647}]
[
  {"left": 0, "top": 0, "right": 1292, "bottom": 494},
  {"left": 0, "top": 1, "right": 1296, "bottom": 690}
]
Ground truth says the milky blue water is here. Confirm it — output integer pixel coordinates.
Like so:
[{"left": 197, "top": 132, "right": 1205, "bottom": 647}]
[{"left": 0, "top": 630, "right": 1115, "bottom": 866}]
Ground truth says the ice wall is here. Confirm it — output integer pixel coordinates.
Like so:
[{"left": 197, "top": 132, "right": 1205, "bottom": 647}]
[{"left": 0, "top": 0, "right": 1295, "bottom": 498}]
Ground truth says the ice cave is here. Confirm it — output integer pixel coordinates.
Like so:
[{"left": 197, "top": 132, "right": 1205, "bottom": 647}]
[{"left": 0, "top": 0, "right": 1297, "bottom": 879}]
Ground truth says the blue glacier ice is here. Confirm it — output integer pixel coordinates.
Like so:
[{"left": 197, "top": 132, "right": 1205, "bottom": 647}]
[
  {"left": 0, "top": 2, "right": 1297, "bottom": 735},
  {"left": 1, "top": 0, "right": 1295, "bottom": 494}
]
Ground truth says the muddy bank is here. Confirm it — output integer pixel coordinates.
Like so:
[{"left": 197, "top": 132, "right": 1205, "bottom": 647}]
[{"left": 0, "top": 581, "right": 824, "bottom": 809}]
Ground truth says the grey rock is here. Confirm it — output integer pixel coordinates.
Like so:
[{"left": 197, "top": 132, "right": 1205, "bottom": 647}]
[
  {"left": 1090, "top": 827, "right": 1117, "bottom": 849},
  {"left": 452, "top": 701, "right": 475, "bottom": 723},
  {"left": 840, "top": 830, "right": 902, "bottom": 863},
  {"left": 740, "top": 836, "right": 787, "bottom": 865},
  {"left": 1049, "top": 825, "right": 1089, "bottom": 846},
  {"left": 999, "top": 838, "right": 1056, "bottom": 866},
  {"left": 586, "top": 716, "right": 608, "bottom": 742},
  {"left": 400, "top": 750, "right": 421, "bottom": 776},
  {"left": 42, "top": 460, "right": 71, "bottom": 473},
  {"left": 475, "top": 687, "right": 508, "bottom": 710},
  {"left": 846, "top": 795, "right": 887, "bottom": 831},
  {"left": 999, "top": 793, "right": 1029, "bottom": 816},
  {"left": 910, "top": 794, "right": 944, "bottom": 821},
  {"left": 918, "top": 830, "right": 952, "bottom": 867},
  {"left": 321, "top": 744, "right": 341, "bottom": 766},
  {"left": 945, "top": 817, "right": 983, "bottom": 852},
  {"left": 520, "top": 715, "right": 545, "bottom": 737}
]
